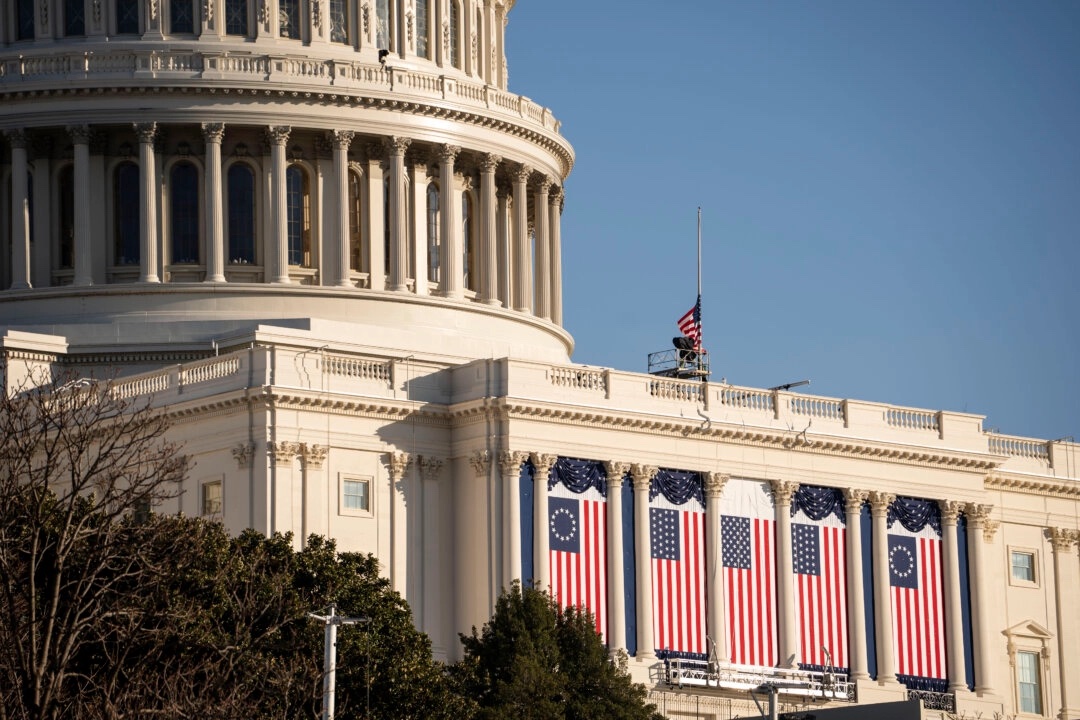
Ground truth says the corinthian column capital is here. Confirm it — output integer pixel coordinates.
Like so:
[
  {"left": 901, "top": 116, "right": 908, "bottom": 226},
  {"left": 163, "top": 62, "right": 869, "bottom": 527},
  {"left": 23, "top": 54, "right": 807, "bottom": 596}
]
[
  {"left": 704, "top": 471, "right": 729, "bottom": 499},
  {"left": 201, "top": 122, "right": 226, "bottom": 143},
  {"left": 869, "top": 491, "right": 895, "bottom": 516},
  {"left": 603, "top": 461, "right": 630, "bottom": 488},
  {"left": 938, "top": 499, "right": 965, "bottom": 524},
  {"left": 630, "top": 464, "right": 657, "bottom": 492},
  {"left": 498, "top": 450, "right": 529, "bottom": 477},
  {"left": 388, "top": 451, "right": 412, "bottom": 481},
  {"left": 468, "top": 450, "right": 489, "bottom": 478},
  {"left": 769, "top": 479, "right": 799, "bottom": 506},
  {"left": 133, "top": 122, "right": 158, "bottom": 144},
  {"left": 844, "top": 488, "right": 869, "bottom": 514},
  {"left": 266, "top": 125, "right": 292, "bottom": 146},
  {"left": 530, "top": 452, "right": 557, "bottom": 477}
]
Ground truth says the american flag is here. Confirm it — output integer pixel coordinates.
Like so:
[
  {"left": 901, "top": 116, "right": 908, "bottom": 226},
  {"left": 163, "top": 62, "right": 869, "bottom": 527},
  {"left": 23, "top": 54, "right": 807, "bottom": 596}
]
[
  {"left": 722, "top": 514, "right": 777, "bottom": 666},
  {"left": 792, "top": 516, "right": 848, "bottom": 669},
  {"left": 549, "top": 489, "right": 607, "bottom": 637},
  {"left": 677, "top": 295, "right": 702, "bottom": 348},
  {"left": 650, "top": 498, "right": 706, "bottom": 656},
  {"left": 889, "top": 530, "right": 946, "bottom": 680}
]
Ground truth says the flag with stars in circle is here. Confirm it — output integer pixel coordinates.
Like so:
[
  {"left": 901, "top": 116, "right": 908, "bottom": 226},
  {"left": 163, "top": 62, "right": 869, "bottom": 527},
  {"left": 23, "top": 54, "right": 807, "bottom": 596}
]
[
  {"left": 888, "top": 499, "right": 946, "bottom": 684},
  {"left": 549, "top": 477, "right": 607, "bottom": 639}
]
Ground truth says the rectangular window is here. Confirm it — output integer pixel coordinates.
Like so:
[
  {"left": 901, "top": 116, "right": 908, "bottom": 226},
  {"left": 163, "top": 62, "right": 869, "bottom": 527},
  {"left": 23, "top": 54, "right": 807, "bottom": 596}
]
[
  {"left": 65, "top": 0, "right": 86, "bottom": 36},
  {"left": 279, "top": 0, "right": 300, "bottom": 39},
  {"left": 202, "top": 480, "right": 223, "bottom": 516},
  {"left": 416, "top": 0, "right": 429, "bottom": 58},
  {"left": 225, "top": 0, "right": 248, "bottom": 35},
  {"left": 116, "top": 0, "right": 140, "bottom": 34},
  {"left": 17, "top": 0, "right": 35, "bottom": 40},
  {"left": 171, "top": 0, "right": 195, "bottom": 34},
  {"left": 1010, "top": 549, "right": 1037, "bottom": 585},
  {"left": 1017, "top": 651, "right": 1042, "bottom": 715},
  {"left": 330, "top": 0, "right": 348, "bottom": 43},
  {"left": 340, "top": 475, "right": 373, "bottom": 516}
]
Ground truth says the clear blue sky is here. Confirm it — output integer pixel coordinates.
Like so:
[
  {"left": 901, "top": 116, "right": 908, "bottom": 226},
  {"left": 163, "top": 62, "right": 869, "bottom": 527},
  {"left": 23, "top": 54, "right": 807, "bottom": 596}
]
[{"left": 506, "top": 1, "right": 1080, "bottom": 442}]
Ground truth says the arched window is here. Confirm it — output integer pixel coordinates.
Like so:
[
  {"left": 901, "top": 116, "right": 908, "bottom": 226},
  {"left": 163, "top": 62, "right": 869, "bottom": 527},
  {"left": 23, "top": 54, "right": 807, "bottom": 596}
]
[
  {"left": 116, "top": 0, "right": 139, "bottom": 34},
  {"left": 449, "top": 2, "right": 461, "bottom": 68},
  {"left": 170, "top": 0, "right": 195, "bottom": 34},
  {"left": 330, "top": 0, "right": 349, "bottom": 44},
  {"left": 225, "top": 0, "right": 248, "bottom": 35},
  {"left": 285, "top": 165, "right": 311, "bottom": 266},
  {"left": 462, "top": 191, "right": 478, "bottom": 291},
  {"left": 114, "top": 163, "right": 140, "bottom": 265},
  {"left": 65, "top": 0, "right": 86, "bottom": 36},
  {"left": 16, "top": 0, "right": 35, "bottom": 40},
  {"left": 279, "top": 0, "right": 300, "bottom": 39},
  {"left": 415, "top": 0, "right": 430, "bottom": 58},
  {"left": 228, "top": 164, "right": 256, "bottom": 264},
  {"left": 170, "top": 162, "right": 199, "bottom": 264},
  {"left": 375, "top": 0, "right": 390, "bottom": 50},
  {"left": 427, "top": 182, "right": 440, "bottom": 282},
  {"left": 348, "top": 171, "right": 364, "bottom": 272},
  {"left": 58, "top": 166, "right": 75, "bottom": 269}
]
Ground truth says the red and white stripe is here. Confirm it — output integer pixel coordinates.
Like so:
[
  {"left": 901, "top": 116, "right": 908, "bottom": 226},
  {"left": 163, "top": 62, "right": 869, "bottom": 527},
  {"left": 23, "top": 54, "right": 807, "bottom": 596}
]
[
  {"left": 550, "top": 497, "right": 607, "bottom": 638},
  {"left": 725, "top": 517, "right": 777, "bottom": 667},
  {"left": 892, "top": 535, "right": 946, "bottom": 679},
  {"left": 651, "top": 508, "right": 707, "bottom": 655},
  {"left": 795, "top": 524, "right": 848, "bottom": 668}
]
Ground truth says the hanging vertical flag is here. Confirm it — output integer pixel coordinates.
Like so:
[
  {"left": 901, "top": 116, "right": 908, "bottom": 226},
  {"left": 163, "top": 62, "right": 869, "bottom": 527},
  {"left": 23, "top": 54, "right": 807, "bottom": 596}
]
[
  {"left": 548, "top": 459, "right": 608, "bottom": 638},
  {"left": 791, "top": 486, "right": 849, "bottom": 670},
  {"left": 721, "top": 478, "right": 777, "bottom": 667},
  {"left": 649, "top": 469, "right": 707, "bottom": 657},
  {"left": 888, "top": 498, "right": 946, "bottom": 683},
  {"left": 677, "top": 295, "right": 702, "bottom": 348}
]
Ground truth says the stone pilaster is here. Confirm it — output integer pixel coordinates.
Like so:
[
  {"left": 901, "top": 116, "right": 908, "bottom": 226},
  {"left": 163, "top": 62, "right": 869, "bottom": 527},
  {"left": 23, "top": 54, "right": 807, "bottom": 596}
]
[
  {"left": 387, "top": 451, "right": 412, "bottom": 594},
  {"left": 532, "top": 174, "right": 552, "bottom": 320},
  {"left": 68, "top": 126, "right": 94, "bottom": 287},
  {"left": 437, "top": 144, "right": 462, "bottom": 298},
  {"left": 499, "top": 450, "right": 529, "bottom": 587},
  {"left": 965, "top": 503, "right": 997, "bottom": 697},
  {"left": 630, "top": 463, "right": 657, "bottom": 661},
  {"left": 134, "top": 123, "right": 160, "bottom": 283},
  {"left": 603, "top": 461, "right": 630, "bottom": 655},
  {"left": 938, "top": 500, "right": 968, "bottom": 693},
  {"left": 549, "top": 186, "right": 564, "bottom": 325},
  {"left": 869, "top": 491, "right": 898, "bottom": 684},
  {"left": 386, "top": 136, "right": 411, "bottom": 291},
  {"left": 1049, "top": 527, "right": 1080, "bottom": 720},
  {"left": 530, "top": 452, "right": 557, "bottom": 590},
  {"left": 267, "top": 126, "right": 292, "bottom": 283},
  {"left": 201, "top": 123, "right": 227, "bottom": 282},
  {"left": 510, "top": 163, "right": 532, "bottom": 312},
  {"left": 771, "top": 479, "right": 800, "bottom": 667},
  {"left": 479, "top": 153, "right": 501, "bottom": 305},
  {"left": 331, "top": 130, "right": 355, "bottom": 287},
  {"left": 704, "top": 471, "right": 729, "bottom": 663},
  {"left": 844, "top": 488, "right": 870, "bottom": 680}
]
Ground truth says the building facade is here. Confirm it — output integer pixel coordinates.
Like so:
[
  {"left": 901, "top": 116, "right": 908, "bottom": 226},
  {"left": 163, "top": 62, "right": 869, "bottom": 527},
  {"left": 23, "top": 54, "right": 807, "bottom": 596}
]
[{"left": 2, "top": 3, "right": 1078, "bottom": 719}]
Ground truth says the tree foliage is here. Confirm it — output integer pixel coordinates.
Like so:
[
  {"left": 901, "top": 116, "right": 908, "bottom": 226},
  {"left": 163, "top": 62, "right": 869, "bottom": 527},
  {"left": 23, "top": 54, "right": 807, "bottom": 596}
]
[{"left": 456, "top": 583, "right": 661, "bottom": 720}]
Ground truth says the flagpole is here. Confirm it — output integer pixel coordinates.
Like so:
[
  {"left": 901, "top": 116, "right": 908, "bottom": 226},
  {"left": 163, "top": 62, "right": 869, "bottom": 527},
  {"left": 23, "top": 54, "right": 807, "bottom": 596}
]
[{"left": 697, "top": 207, "right": 702, "bottom": 350}]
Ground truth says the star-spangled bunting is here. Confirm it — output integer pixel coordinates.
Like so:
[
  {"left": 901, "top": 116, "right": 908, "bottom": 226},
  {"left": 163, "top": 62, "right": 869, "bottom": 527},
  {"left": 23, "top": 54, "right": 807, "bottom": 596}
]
[
  {"left": 549, "top": 490, "right": 607, "bottom": 638},
  {"left": 888, "top": 516, "right": 946, "bottom": 682}
]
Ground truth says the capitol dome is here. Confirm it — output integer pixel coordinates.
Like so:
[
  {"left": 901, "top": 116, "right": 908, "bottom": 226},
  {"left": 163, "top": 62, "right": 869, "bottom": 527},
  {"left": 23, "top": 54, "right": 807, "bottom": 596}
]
[{"left": 0, "top": 0, "right": 574, "bottom": 365}]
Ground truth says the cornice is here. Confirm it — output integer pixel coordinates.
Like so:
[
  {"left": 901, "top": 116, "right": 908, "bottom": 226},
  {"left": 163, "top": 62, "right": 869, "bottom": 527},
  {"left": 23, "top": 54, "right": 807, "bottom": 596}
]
[{"left": 985, "top": 473, "right": 1080, "bottom": 500}]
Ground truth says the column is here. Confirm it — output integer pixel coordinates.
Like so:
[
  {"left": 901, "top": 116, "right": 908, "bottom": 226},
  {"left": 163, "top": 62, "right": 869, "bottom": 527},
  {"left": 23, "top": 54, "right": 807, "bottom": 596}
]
[
  {"left": 363, "top": 146, "right": 385, "bottom": 291},
  {"left": 499, "top": 451, "right": 529, "bottom": 587},
  {"left": 67, "top": 126, "right": 94, "bottom": 287},
  {"left": 6, "top": 130, "right": 30, "bottom": 290},
  {"left": 771, "top": 479, "right": 800, "bottom": 668},
  {"left": 268, "top": 441, "right": 301, "bottom": 543},
  {"left": 409, "top": 160, "right": 429, "bottom": 294},
  {"left": 533, "top": 176, "right": 552, "bottom": 320},
  {"left": 844, "top": 488, "right": 870, "bottom": 681},
  {"left": 965, "top": 503, "right": 998, "bottom": 697},
  {"left": 387, "top": 452, "right": 411, "bottom": 594},
  {"left": 530, "top": 453, "right": 556, "bottom": 591},
  {"left": 939, "top": 501, "right": 968, "bottom": 693},
  {"left": 421, "top": 455, "right": 446, "bottom": 657},
  {"left": 267, "top": 126, "right": 292, "bottom": 284},
  {"left": 631, "top": 463, "right": 657, "bottom": 661},
  {"left": 300, "top": 443, "right": 329, "bottom": 542},
  {"left": 1049, "top": 527, "right": 1080, "bottom": 720},
  {"left": 704, "top": 471, "right": 729, "bottom": 663},
  {"left": 134, "top": 123, "right": 160, "bottom": 283},
  {"left": 549, "top": 187, "right": 564, "bottom": 326},
  {"left": 479, "top": 153, "right": 501, "bottom": 305},
  {"left": 385, "top": 136, "right": 410, "bottom": 291},
  {"left": 870, "top": 491, "right": 898, "bottom": 684},
  {"left": 201, "top": 123, "right": 226, "bottom": 283},
  {"left": 331, "top": 130, "right": 355, "bottom": 287},
  {"left": 496, "top": 182, "right": 510, "bottom": 307},
  {"left": 30, "top": 138, "right": 51, "bottom": 288},
  {"left": 511, "top": 163, "right": 532, "bottom": 312},
  {"left": 437, "top": 144, "right": 461, "bottom": 298},
  {"left": 603, "top": 461, "right": 630, "bottom": 655}
]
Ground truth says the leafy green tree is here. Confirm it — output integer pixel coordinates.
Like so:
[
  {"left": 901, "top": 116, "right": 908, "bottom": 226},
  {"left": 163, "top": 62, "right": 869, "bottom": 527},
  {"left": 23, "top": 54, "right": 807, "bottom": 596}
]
[{"left": 456, "top": 583, "right": 660, "bottom": 720}]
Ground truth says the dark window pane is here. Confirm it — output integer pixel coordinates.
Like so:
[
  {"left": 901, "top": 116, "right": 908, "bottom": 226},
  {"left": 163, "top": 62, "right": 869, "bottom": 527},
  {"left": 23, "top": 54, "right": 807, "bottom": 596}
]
[
  {"left": 171, "top": 0, "right": 194, "bottom": 34},
  {"left": 348, "top": 172, "right": 363, "bottom": 271},
  {"left": 170, "top": 163, "right": 199, "bottom": 264},
  {"left": 286, "top": 166, "right": 305, "bottom": 265},
  {"left": 17, "top": 0, "right": 35, "bottom": 40},
  {"left": 59, "top": 166, "right": 75, "bottom": 268},
  {"left": 225, "top": 0, "right": 247, "bottom": 35},
  {"left": 115, "top": 163, "right": 140, "bottom": 265},
  {"left": 450, "top": 2, "right": 460, "bottom": 68},
  {"left": 330, "top": 0, "right": 348, "bottom": 43},
  {"left": 117, "top": 0, "right": 139, "bottom": 34},
  {"left": 228, "top": 164, "right": 256, "bottom": 264},
  {"left": 279, "top": 0, "right": 300, "bottom": 39},
  {"left": 65, "top": 0, "right": 86, "bottom": 36},
  {"left": 416, "top": 0, "right": 428, "bottom": 58}
]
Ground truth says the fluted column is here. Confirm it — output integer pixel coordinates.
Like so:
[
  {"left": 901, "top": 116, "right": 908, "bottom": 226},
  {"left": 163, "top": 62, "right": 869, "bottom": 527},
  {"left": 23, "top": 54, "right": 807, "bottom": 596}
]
[
  {"left": 331, "top": 130, "right": 355, "bottom": 287},
  {"left": 510, "top": 164, "right": 533, "bottom": 312},
  {"left": 965, "top": 503, "right": 997, "bottom": 696},
  {"left": 6, "top": 131, "right": 30, "bottom": 290},
  {"left": 870, "top": 491, "right": 898, "bottom": 684},
  {"left": 268, "top": 126, "right": 292, "bottom": 284},
  {"left": 533, "top": 175, "right": 552, "bottom": 320},
  {"left": 409, "top": 161, "right": 429, "bottom": 294},
  {"left": 844, "top": 488, "right": 871, "bottom": 681},
  {"left": 66, "top": 126, "right": 94, "bottom": 287},
  {"left": 496, "top": 182, "right": 510, "bottom": 307},
  {"left": 631, "top": 463, "right": 657, "bottom": 661},
  {"left": 134, "top": 123, "right": 160, "bottom": 283},
  {"left": 549, "top": 188, "right": 564, "bottom": 325},
  {"left": 705, "top": 471, "right": 729, "bottom": 663},
  {"left": 387, "top": 452, "right": 412, "bottom": 594},
  {"left": 1049, "top": 527, "right": 1080, "bottom": 720},
  {"left": 603, "top": 461, "right": 630, "bottom": 655},
  {"left": 772, "top": 479, "right": 800, "bottom": 668},
  {"left": 479, "top": 153, "right": 501, "bottom": 305},
  {"left": 531, "top": 453, "right": 556, "bottom": 590},
  {"left": 421, "top": 455, "right": 446, "bottom": 656},
  {"left": 386, "top": 136, "right": 411, "bottom": 291},
  {"left": 201, "top": 123, "right": 226, "bottom": 283},
  {"left": 363, "top": 147, "right": 385, "bottom": 291},
  {"left": 939, "top": 501, "right": 968, "bottom": 692},
  {"left": 438, "top": 144, "right": 462, "bottom": 298},
  {"left": 499, "top": 450, "right": 529, "bottom": 588}
]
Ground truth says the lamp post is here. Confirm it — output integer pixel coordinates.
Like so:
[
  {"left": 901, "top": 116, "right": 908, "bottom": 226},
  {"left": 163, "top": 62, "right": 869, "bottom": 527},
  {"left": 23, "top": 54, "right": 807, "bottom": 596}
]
[{"left": 309, "top": 604, "right": 371, "bottom": 720}]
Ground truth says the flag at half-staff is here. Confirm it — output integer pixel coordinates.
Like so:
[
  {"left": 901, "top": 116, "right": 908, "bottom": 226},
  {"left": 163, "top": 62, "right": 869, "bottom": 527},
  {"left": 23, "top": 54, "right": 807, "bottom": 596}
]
[{"left": 677, "top": 294, "right": 702, "bottom": 349}]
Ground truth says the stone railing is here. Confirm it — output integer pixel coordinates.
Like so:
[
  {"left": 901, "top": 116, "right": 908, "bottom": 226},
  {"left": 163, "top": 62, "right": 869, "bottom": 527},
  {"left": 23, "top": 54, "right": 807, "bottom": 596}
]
[
  {"left": 0, "top": 48, "right": 564, "bottom": 137},
  {"left": 790, "top": 395, "right": 844, "bottom": 422},
  {"left": 323, "top": 355, "right": 391, "bottom": 384},
  {"left": 989, "top": 433, "right": 1050, "bottom": 461},
  {"left": 111, "top": 354, "right": 245, "bottom": 400},
  {"left": 550, "top": 366, "right": 606, "bottom": 393},
  {"left": 886, "top": 406, "right": 940, "bottom": 433}
]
